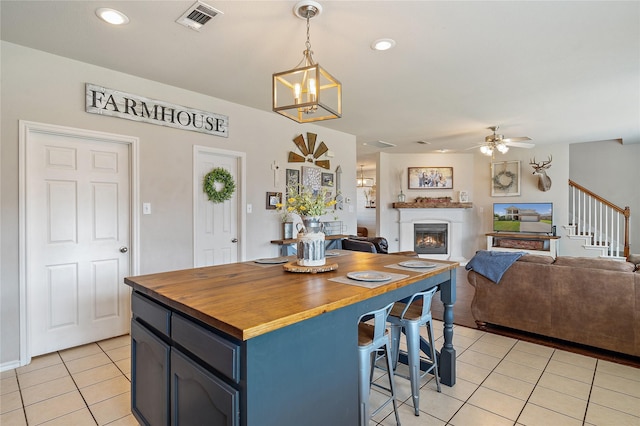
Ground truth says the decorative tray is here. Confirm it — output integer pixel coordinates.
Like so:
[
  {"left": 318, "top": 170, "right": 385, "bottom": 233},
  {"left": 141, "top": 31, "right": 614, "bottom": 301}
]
[{"left": 283, "top": 262, "right": 338, "bottom": 274}]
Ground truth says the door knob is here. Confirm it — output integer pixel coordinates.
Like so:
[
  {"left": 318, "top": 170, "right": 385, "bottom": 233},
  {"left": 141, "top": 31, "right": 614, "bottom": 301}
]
[
  {"left": 231, "top": 238, "right": 238, "bottom": 243},
  {"left": 120, "top": 247, "right": 128, "bottom": 253}
]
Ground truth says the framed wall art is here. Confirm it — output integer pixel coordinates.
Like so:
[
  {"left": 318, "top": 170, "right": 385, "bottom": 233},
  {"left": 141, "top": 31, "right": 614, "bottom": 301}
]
[
  {"left": 491, "top": 160, "right": 521, "bottom": 197},
  {"left": 286, "top": 168, "right": 300, "bottom": 187},
  {"left": 266, "top": 192, "right": 282, "bottom": 209},
  {"left": 321, "top": 172, "right": 334, "bottom": 187},
  {"left": 408, "top": 167, "right": 453, "bottom": 189},
  {"left": 301, "top": 166, "right": 322, "bottom": 191}
]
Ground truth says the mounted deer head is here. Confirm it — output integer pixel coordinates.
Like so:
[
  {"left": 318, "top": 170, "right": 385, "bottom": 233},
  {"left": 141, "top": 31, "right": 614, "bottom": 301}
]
[{"left": 530, "top": 155, "right": 552, "bottom": 191}]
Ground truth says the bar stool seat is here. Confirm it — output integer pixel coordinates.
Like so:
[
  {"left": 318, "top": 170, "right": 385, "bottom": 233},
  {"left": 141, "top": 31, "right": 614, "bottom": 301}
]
[
  {"left": 358, "top": 302, "right": 401, "bottom": 426},
  {"left": 388, "top": 287, "right": 441, "bottom": 416}
]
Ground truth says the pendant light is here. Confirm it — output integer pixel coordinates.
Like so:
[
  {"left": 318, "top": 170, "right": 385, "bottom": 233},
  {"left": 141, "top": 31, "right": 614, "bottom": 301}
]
[{"left": 272, "top": 1, "right": 342, "bottom": 123}]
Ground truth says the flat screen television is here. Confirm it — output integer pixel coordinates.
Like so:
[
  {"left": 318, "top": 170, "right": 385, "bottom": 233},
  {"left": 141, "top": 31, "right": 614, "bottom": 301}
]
[{"left": 493, "top": 202, "right": 553, "bottom": 234}]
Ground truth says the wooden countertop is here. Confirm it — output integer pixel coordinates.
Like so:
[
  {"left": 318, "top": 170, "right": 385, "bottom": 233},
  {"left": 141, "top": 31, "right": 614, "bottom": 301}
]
[{"left": 124, "top": 252, "right": 458, "bottom": 341}]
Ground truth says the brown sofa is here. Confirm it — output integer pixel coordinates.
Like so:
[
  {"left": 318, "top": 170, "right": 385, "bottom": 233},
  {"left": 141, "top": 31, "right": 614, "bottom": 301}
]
[{"left": 467, "top": 254, "right": 640, "bottom": 357}]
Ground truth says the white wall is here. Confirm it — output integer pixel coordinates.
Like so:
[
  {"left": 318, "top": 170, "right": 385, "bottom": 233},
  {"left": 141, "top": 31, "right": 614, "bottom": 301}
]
[{"left": 0, "top": 42, "right": 357, "bottom": 367}]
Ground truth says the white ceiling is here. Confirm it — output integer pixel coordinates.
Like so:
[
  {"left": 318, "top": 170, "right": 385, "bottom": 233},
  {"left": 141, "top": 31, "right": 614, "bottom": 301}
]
[{"left": 2, "top": 1, "right": 639, "bottom": 169}]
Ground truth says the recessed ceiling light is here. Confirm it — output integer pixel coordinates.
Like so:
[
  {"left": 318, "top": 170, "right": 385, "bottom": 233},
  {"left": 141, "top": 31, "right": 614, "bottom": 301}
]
[
  {"left": 371, "top": 38, "right": 396, "bottom": 51},
  {"left": 96, "top": 8, "right": 130, "bottom": 25}
]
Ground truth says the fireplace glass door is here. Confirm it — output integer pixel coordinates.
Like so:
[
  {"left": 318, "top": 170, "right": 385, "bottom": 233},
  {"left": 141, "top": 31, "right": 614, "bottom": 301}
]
[{"left": 414, "top": 223, "right": 448, "bottom": 255}]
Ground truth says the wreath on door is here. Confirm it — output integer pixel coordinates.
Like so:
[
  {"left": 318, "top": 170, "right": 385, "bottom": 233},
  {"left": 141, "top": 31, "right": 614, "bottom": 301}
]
[{"left": 203, "top": 167, "right": 236, "bottom": 203}]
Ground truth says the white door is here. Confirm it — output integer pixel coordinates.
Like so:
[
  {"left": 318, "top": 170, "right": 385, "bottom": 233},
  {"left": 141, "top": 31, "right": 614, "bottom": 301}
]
[
  {"left": 194, "top": 147, "right": 242, "bottom": 266},
  {"left": 24, "top": 126, "right": 132, "bottom": 357}
]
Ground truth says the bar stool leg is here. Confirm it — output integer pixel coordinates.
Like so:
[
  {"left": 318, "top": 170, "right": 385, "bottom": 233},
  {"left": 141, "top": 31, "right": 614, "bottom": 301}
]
[
  {"left": 404, "top": 321, "right": 422, "bottom": 416},
  {"left": 427, "top": 320, "right": 441, "bottom": 393},
  {"left": 390, "top": 324, "right": 402, "bottom": 370},
  {"left": 384, "top": 340, "right": 402, "bottom": 426},
  {"left": 358, "top": 348, "right": 372, "bottom": 426}
]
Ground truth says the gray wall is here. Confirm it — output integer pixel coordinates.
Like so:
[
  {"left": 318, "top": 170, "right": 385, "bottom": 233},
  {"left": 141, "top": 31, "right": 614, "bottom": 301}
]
[
  {"left": 570, "top": 140, "right": 640, "bottom": 254},
  {"left": 1, "top": 42, "right": 357, "bottom": 368}
]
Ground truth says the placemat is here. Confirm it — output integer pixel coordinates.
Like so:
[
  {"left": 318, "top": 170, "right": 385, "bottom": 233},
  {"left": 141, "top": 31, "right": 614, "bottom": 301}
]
[{"left": 329, "top": 272, "right": 409, "bottom": 288}]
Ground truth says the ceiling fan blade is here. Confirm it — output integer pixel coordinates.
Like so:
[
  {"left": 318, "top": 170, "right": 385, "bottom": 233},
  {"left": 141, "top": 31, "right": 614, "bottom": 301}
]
[
  {"left": 503, "top": 136, "right": 532, "bottom": 142},
  {"left": 464, "top": 144, "right": 484, "bottom": 151},
  {"left": 506, "top": 141, "right": 535, "bottom": 148}
]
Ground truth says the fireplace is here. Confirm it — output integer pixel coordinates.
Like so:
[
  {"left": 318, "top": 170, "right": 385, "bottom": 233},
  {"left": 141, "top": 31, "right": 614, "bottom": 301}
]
[{"left": 414, "top": 223, "right": 448, "bottom": 255}]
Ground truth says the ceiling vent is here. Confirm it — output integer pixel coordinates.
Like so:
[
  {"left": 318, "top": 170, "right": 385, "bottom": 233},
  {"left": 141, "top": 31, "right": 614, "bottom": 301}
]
[{"left": 176, "top": 1, "right": 223, "bottom": 31}]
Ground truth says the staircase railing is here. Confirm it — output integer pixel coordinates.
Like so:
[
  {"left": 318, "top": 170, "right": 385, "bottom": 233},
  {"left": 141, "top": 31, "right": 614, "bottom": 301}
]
[{"left": 568, "top": 179, "right": 630, "bottom": 258}]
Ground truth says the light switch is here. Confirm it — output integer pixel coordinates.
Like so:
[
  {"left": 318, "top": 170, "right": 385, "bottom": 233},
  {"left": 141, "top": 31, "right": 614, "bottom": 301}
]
[
  {"left": 143, "top": 202, "right": 151, "bottom": 215},
  {"left": 247, "top": 204, "right": 252, "bottom": 213}
]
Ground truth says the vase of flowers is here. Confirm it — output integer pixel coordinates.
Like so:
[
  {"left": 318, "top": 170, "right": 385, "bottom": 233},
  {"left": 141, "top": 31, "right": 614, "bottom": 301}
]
[{"left": 277, "top": 184, "right": 336, "bottom": 266}]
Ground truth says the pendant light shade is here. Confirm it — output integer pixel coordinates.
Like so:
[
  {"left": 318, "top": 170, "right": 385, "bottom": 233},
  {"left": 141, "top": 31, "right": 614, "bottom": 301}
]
[{"left": 272, "top": 1, "right": 342, "bottom": 123}]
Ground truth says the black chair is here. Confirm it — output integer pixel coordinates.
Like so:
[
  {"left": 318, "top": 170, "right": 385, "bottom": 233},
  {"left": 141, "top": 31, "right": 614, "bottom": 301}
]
[
  {"left": 346, "top": 236, "right": 389, "bottom": 254},
  {"left": 342, "top": 238, "right": 377, "bottom": 253}
]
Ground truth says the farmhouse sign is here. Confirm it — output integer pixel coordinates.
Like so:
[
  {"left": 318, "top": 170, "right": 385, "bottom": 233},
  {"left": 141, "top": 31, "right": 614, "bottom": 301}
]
[{"left": 85, "top": 83, "right": 228, "bottom": 137}]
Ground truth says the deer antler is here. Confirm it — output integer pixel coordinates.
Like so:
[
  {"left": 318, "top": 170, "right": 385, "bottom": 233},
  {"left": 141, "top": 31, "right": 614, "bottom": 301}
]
[{"left": 530, "top": 155, "right": 552, "bottom": 169}]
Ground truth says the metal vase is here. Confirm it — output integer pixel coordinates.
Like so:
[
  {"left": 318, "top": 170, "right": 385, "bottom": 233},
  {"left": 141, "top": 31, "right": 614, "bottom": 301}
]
[{"left": 296, "top": 217, "right": 325, "bottom": 266}]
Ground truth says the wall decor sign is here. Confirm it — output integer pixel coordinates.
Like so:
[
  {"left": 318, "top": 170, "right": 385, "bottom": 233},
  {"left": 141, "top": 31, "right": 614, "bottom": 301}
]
[
  {"left": 85, "top": 83, "right": 228, "bottom": 137},
  {"left": 266, "top": 192, "right": 282, "bottom": 210},
  {"left": 408, "top": 167, "right": 453, "bottom": 189},
  {"left": 491, "top": 160, "right": 521, "bottom": 197}
]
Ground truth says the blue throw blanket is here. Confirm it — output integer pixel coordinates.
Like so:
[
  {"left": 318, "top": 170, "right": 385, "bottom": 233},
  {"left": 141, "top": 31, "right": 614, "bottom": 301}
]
[{"left": 465, "top": 250, "right": 525, "bottom": 283}]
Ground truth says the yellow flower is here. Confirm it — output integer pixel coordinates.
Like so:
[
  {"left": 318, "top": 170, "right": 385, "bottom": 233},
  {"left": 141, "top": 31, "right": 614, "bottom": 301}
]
[{"left": 277, "top": 184, "right": 336, "bottom": 217}]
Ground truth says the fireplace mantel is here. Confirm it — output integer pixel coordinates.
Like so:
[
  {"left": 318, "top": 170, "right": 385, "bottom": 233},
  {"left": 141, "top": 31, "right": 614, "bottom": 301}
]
[{"left": 393, "top": 202, "right": 473, "bottom": 209}]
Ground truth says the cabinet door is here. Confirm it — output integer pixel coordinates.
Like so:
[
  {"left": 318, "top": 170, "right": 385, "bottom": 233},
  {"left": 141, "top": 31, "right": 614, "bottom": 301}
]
[
  {"left": 171, "top": 349, "right": 239, "bottom": 426},
  {"left": 131, "top": 320, "right": 170, "bottom": 426}
]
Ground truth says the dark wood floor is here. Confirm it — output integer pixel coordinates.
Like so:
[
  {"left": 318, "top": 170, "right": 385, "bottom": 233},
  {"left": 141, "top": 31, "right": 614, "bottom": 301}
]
[{"left": 432, "top": 267, "right": 640, "bottom": 369}]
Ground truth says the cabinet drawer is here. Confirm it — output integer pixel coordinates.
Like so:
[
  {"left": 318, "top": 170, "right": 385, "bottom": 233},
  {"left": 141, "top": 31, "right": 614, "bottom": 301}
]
[
  {"left": 172, "top": 314, "right": 240, "bottom": 383},
  {"left": 132, "top": 292, "right": 171, "bottom": 338}
]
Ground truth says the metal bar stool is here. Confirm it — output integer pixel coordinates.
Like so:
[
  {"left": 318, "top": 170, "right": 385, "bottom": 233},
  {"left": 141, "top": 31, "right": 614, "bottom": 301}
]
[
  {"left": 388, "top": 287, "right": 441, "bottom": 416},
  {"left": 358, "top": 302, "right": 401, "bottom": 426}
]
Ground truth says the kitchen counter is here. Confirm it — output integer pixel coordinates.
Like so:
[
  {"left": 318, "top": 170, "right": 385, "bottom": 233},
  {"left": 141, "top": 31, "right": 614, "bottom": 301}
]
[{"left": 125, "top": 251, "right": 458, "bottom": 425}]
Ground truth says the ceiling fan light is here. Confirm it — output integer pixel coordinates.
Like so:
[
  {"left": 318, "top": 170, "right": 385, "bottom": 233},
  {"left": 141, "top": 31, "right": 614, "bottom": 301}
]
[
  {"left": 480, "top": 145, "right": 489, "bottom": 154},
  {"left": 497, "top": 143, "right": 509, "bottom": 153}
]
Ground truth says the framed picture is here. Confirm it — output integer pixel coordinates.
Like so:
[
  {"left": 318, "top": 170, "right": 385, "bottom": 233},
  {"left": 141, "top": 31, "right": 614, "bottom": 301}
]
[
  {"left": 266, "top": 192, "right": 282, "bottom": 209},
  {"left": 285, "top": 168, "right": 299, "bottom": 187},
  {"left": 408, "top": 167, "right": 453, "bottom": 189},
  {"left": 459, "top": 190, "right": 469, "bottom": 203},
  {"left": 491, "top": 160, "right": 521, "bottom": 197},
  {"left": 301, "top": 166, "right": 322, "bottom": 192},
  {"left": 321, "top": 172, "right": 334, "bottom": 187}
]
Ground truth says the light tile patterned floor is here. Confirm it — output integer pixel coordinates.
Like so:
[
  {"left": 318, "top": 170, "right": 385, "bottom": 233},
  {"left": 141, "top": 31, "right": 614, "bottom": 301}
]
[{"left": 1, "top": 323, "right": 639, "bottom": 425}]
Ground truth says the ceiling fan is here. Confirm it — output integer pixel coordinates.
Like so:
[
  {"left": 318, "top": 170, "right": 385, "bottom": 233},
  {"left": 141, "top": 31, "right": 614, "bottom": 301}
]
[{"left": 475, "top": 126, "right": 534, "bottom": 156}]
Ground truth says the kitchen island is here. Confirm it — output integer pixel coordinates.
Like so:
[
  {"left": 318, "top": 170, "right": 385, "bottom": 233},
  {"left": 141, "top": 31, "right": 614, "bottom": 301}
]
[{"left": 124, "top": 251, "right": 458, "bottom": 426}]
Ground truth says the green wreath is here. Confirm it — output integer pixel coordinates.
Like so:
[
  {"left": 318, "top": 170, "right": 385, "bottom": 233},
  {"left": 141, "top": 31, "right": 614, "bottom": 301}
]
[
  {"left": 203, "top": 167, "right": 236, "bottom": 203},
  {"left": 493, "top": 170, "right": 516, "bottom": 191}
]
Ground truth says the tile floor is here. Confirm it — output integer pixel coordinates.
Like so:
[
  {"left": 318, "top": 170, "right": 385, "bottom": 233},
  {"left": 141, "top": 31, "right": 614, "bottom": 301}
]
[{"left": 1, "top": 322, "right": 639, "bottom": 426}]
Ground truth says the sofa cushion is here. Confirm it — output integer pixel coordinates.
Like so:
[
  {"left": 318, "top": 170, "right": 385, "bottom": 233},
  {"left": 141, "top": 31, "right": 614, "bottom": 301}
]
[
  {"left": 553, "top": 256, "right": 635, "bottom": 272},
  {"left": 517, "top": 254, "right": 555, "bottom": 264},
  {"left": 627, "top": 254, "right": 640, "bottom": 271}
]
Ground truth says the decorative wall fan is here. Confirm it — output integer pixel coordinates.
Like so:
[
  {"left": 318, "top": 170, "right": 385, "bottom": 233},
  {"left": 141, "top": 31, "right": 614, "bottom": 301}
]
[
  {"left": 474, "top": 126, "right": 534, "bottom": 157},
  {"left": 288, "top": 132, "right": 330, "bottom": 169}
]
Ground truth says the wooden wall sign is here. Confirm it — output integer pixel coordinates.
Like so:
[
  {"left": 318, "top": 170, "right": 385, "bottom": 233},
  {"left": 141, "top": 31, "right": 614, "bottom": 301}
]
[{"left": 85, "top": 83, "right": 228, "bottom": 137}]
